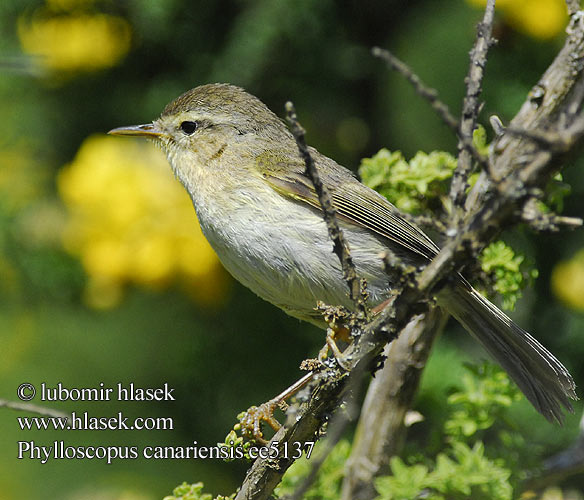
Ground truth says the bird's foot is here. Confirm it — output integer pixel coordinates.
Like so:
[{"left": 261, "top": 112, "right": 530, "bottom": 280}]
[
  {"left": 238, "top": 371, "right": 315, "bottom": 444},
  {"left": 238, "top": 400, "right": 283, "bottom": 445}
]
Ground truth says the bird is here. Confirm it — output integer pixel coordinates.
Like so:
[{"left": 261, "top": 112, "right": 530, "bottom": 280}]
[{"left": 109, "top": 83, "right": 577, "bottom": 423}]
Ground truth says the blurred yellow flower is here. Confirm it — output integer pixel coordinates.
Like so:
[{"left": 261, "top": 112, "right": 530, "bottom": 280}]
[
  {"left": 467, "top": 0, "right": 567, "bottom": 39},
  {"left": 18, "top": 13, "right": 131, "bottom": 72},
  {"left": 551, "top": 249, "right": 584, "bottom": 311},
  {"left": 58, "top": 135, "right": 228, "bottom": 309}
]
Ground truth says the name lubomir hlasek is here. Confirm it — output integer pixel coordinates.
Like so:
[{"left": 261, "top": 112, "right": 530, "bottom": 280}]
[{"left": 40, "top": 382, "right": 175, "bottom": 401}]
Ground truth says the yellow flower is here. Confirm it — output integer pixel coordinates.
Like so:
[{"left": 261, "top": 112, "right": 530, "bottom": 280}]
[
  {"left": 551, "top": 249, "right": 584, "bottom": 311},
  {"left": 58, "top": 135, "right": 228, "bottom": 309},
  {"left": 18, "top": 13, "right": 131, "bottom": 72},
  {"left": 467, "top": 0, "right": 567, "bottom": 39}
]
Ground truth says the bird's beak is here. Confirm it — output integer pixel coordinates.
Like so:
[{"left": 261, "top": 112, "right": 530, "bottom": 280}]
[{"left": 107, "top": 123, "right": 165, "bottom": 138}]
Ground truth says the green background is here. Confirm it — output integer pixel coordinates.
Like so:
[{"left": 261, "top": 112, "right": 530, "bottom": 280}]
[{"left": 1, "top": 0, "right": 583, "bottom": 499}]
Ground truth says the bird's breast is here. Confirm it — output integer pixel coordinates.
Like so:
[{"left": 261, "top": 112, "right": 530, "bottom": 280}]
[{"left": 189, "top": 176, "right": 393, "bottom": 325}]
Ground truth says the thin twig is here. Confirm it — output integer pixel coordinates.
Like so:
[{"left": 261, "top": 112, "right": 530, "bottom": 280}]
[
  {"left": 372, "top": 46, "right": 489, "bottom": 174},
  {"left": 505, "top": 116, "right": 584, "bottom": 153},
  {"left": 399, "top": 212, "right": 448, "bottom": 235},
  {"left": 285, "top": 102, "right": 368, "bottom": 317},
  {"left": 0, "top": 399, "right": 72, "bottom": 423},
  {"left": 371, "top": 46, "right": 459, "bottom": 134},
  {"left": 566, "top": 0, "right": 581, "bottom": 17},
  {"left": 449, "top": 0, "right": 496, "bottom": 210},
  {"left": 522, "top": 197, "right": 584, "bottom": 232}
]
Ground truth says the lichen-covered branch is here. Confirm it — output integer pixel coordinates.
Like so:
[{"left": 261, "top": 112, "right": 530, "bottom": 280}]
[
  {"left": 449, "top": 0, "right": 496, "bottom": 212},
  {"left": 566, "top": 0, "right": 581, "bottom": 17},
  {"left": 340, "top": 309, "right": 447, "bottom": 500},
  {"left": 285, "top": 102, "right": 368, "bottom": 317}
]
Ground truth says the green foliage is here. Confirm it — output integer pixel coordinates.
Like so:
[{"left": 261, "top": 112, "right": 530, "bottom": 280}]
[
  {"left": 221, "top": 424, "right": 254, "bottom": 461},
  {"left": 373, "top": 364, "right": 522, "bottom": 500},
  {"left": 543, "top": 173, "right": 571, "bottom": 213},
  {"left": 163, "top": 482, "right": 234, "bottom": 500},
  {"left": 276, "top": 439, "right": 351, "bottom": 499},
  {"left": 274, "top": 364, "right": 527, "bottom": 500},
  {"left": 445, "top": 363, "right": 521, "bottom": 439},
  {"left": 359, "top": 149, "right": 457, "bottom": 214},
  {"left": 360, "top": 147, "right": 539, "bottom": 311},
  {"left": 472, "top": 125, "right": 489, "bottom": 157},
  {"left": 479, "top": 241, "right": 538, "bottom": 311},
  {"left": 375, "top": 442, "right": 512, "bottom": 500}
]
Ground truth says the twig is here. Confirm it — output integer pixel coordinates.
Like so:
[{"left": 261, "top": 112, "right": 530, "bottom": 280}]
[
  {"left": 505, "top": 116, "right": 584, "bottom": 153},
  {"left": 449, "top": 0, "right": 496, "bottom": 211},
  {"left": 285, "top": 102, "right": 368, "bottom": 317},
  {"left": 372, "top": 46, "right": 459, "bottom": 134},
  {"left": 0, "top": 399, "right": 71, "bottom": 423},
  {"left": 522, "top": 197, "right": 583, "bottom": 232},
  {"left": 399, "top": 212, "right": 448, "bottom": 235},
  {"left": 566, "top": 0, "right": 581, "bottom": 17},
  {"left": 372, "top": 46, "right": 490, "bottom": 175},
  {"left": 525, "top": 410, "right": 584, "bottom": 490}
]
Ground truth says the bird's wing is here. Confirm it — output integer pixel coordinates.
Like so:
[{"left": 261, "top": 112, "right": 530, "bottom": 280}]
[{"left": 255, "top": 150, "right": 440, "bottom": 262}]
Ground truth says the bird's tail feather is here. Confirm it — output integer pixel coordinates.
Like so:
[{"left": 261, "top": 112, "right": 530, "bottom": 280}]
[{"left": 441, "top": 284, "right": 577, "bottom": 423}]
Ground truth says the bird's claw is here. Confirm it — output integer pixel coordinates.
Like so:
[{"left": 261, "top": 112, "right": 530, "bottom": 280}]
[{"left": 239, "top": 400, "right": 282, "bottom": 445}]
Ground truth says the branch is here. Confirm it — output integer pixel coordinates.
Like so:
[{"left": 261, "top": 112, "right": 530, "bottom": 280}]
[
  {"left": 340, "top": 309, "right": 447, "bottom": 500},
  {"left": 522, "top": 197, "right": 584, "bottom": 232},
  {"left": 566, "top": 0, "right": 582, "bottom": 17},
  {"left": 283, "top": 369, "right": 362, "bottom": 500},
  {"left": 525, "top": 410, "right": 584, "bottom": 490},
  {"left": 285, "top": 102, "right": 368, "bottom": 317},
  {"left": 449, "top": 0, "right": 496, "bottom": 211},
  {"left": 372, "top": 46, "right": 490, "bottom": 176},
  {"left": 371, "top": 46, "right": 459, "bottom": 134},
  {"left": 0, "top": 399, "right": 71, "bottom": 423}
]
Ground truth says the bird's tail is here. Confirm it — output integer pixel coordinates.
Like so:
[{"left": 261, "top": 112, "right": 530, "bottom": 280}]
[{"left": 440, "top": 283, "right": 577, "bottom": 423}]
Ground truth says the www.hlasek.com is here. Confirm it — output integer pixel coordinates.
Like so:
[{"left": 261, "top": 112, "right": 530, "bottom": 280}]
[
  {"left": 15, "top": 382, "right": 316, "bottom": 464},
  {"left": 18, "top": 412, "right": 172, "bottom": 431}
]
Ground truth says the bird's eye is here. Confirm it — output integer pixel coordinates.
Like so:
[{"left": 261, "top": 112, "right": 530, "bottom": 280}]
[{"left": 180, "top": 121, "right": 198, "bottom": 135}]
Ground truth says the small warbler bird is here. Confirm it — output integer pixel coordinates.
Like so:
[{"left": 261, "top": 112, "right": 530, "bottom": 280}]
[{"left": 109, "top": 83, "right": 576, "bottom": 422}]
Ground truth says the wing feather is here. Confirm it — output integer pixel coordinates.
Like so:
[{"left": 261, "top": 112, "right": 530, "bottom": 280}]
[{"left": 256, "top": 151, "right": 439, "bottom": 262}]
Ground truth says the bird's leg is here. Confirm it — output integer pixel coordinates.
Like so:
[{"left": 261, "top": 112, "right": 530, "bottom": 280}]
[
  {"left": 238, "top": 305, "right": 362, "bottom": 443},
  {"left": 318, "top": 325, "right": 353, "bottom": 371},
  {"left": 238, "top": 371, "right": 315, "bottom": 444},
  {"left": 371, "top": 297, "right": 394, "bottom": 315}
]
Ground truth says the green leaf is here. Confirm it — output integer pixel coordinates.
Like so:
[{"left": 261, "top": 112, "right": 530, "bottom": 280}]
[
  {"left": 359, "top": 148, "right": 456, "bottom": 214},
  {"left": 479, "top": 241, "right": 536, "bottom": 311},
  {"left": 445, "top": 363, "right": 520, "bottom": 440},
  {"left": 472, "top": 125, "right": 489, "bottom": 156},
  {"left": 277, "top": 440, "right": 351, "bottom": 500},
  {"left": 163, "top": 482, "right": 216, "bottom": 500},
  {"left": 374, "top": 457, "right": 431, "bottom": 499}
]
